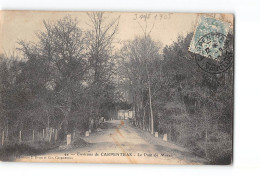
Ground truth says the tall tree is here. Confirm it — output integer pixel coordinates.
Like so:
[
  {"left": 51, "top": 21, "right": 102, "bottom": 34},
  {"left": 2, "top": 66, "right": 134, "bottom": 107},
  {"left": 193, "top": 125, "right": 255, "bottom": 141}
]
[
  {"left": 85, "top": 12, "right": 120, "bottom": 120},
  {"left": 18, "top": 16, "right": 88, "bottom": 135},
  {"left": 119, "top": 36, "right": 162, "bottom": 133}
]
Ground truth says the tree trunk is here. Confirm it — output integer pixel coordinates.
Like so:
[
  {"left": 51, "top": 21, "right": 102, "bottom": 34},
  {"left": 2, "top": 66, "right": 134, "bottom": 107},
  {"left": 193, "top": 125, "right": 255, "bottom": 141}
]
[
  {"left": 146, "top": 64, "right": 154, "bottom": 134},
  {"left": 204, "top": 109, "right": 208, "bottom": 158},
  {"left": 143, "top": 108, "right": 145, "bottom": 130}
]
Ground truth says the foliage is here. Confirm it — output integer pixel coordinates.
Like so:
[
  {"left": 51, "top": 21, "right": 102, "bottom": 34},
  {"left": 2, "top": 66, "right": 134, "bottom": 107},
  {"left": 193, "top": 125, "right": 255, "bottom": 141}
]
[
  {"left": 119, "top": 32, "right": 233, "bottom": 164},
  {"left": 0, "top": 13, "right": 119, "bottom": 144}
]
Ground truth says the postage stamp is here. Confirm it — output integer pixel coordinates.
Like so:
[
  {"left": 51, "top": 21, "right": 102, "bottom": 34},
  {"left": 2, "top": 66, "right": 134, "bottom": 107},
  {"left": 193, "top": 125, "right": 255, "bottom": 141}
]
[{"left": 189, "top": 16, "right": 233, "bottom": 74}]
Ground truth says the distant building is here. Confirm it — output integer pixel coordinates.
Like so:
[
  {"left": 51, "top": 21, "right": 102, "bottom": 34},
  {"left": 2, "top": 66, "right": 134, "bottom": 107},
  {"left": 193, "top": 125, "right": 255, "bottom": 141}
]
[{"left": 118, "top": 110, "right": 134, "bottom": 120}]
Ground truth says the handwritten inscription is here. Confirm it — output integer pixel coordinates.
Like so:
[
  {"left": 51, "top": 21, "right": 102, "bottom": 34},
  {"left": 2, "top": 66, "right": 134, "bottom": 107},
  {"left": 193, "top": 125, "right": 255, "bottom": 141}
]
[{"left": 133, "top": 13, "right": 171, "bottom": 21}]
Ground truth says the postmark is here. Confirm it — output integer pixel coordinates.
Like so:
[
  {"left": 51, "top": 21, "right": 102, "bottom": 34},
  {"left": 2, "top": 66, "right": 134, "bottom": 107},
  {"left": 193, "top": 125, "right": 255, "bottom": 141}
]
[
  {"left": 195, "top": 32, "right": 233, "bottom": 74},
  {"left": 189, "top": 16, "right": 233, "bottom": 74}
]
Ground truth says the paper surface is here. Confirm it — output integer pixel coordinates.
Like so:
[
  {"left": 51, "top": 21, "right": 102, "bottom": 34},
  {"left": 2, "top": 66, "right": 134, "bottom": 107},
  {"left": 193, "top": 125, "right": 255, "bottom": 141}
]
[{"left": 0, "top": 11, "right": 234, "bottom": 165}]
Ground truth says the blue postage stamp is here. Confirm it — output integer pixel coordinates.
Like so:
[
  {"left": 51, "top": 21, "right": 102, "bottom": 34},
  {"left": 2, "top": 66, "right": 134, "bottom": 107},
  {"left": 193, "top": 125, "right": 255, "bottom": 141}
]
[{"left": 189, "top": 16, "right": 231, "bottom": 60}]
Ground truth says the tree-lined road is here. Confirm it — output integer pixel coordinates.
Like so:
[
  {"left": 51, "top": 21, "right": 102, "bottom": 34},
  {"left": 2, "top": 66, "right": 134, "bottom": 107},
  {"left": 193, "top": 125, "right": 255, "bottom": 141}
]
[{"left": 17, "top": 120, "right": 205, "bottom": 164}]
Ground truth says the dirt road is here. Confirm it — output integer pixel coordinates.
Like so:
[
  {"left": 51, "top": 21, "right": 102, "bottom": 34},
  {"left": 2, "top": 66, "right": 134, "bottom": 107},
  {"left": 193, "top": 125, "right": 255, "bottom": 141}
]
[{"left": 17, "top": 120, "right": 205, "bottom": 164}]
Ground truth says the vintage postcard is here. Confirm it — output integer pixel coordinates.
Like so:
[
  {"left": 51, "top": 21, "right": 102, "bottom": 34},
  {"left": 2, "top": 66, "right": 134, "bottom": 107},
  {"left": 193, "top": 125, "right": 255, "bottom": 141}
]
[{"left": 0, "top": 11, "right": 234, "bottom": 165}]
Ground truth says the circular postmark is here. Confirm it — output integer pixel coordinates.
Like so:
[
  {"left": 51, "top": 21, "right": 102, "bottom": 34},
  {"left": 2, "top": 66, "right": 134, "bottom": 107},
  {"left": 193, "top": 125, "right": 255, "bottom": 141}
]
[{"left": 195, "top": 32, "right": 233, "bottom": 74}]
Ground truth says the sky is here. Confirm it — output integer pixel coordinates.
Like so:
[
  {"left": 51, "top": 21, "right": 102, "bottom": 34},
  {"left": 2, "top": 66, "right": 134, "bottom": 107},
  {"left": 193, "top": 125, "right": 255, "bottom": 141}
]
[{"left": 0, "top": 11, "right": 233, "bottom": 56}]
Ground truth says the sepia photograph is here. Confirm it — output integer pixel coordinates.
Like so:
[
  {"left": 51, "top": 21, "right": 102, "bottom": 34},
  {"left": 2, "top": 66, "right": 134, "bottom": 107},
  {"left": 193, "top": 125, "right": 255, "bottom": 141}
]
[{"left": 0, "top": 10, "right": 234, "bottom": 165}]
